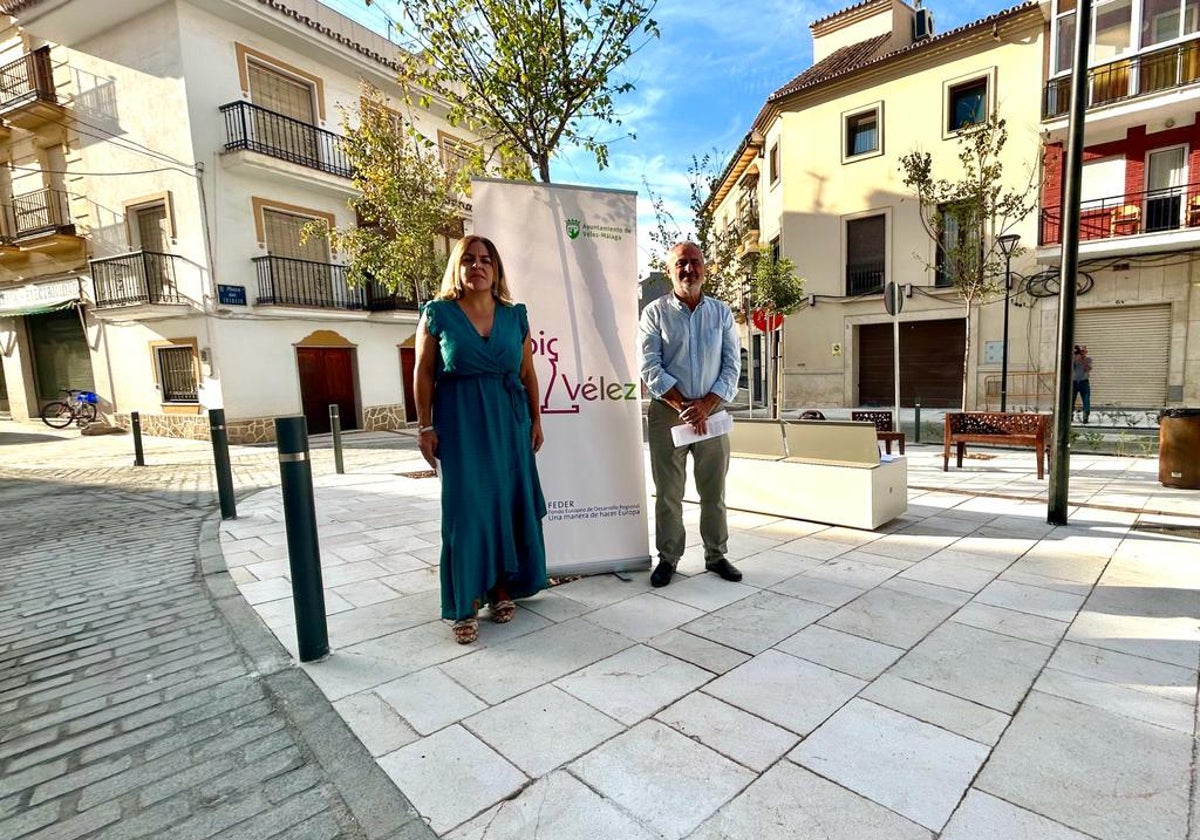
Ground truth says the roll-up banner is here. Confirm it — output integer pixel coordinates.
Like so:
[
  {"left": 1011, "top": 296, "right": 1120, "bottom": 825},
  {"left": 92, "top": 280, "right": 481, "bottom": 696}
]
[{"left": 472, "top": 178, "right": 651, "bottom": 576}]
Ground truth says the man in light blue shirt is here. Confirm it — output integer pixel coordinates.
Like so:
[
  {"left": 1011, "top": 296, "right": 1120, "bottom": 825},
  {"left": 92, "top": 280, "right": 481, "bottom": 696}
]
[{"left": 638, "top": 242, "right": 741, "bottom": 588}]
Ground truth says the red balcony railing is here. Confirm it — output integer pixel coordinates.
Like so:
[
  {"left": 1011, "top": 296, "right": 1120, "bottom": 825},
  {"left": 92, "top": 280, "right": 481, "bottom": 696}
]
[{"left": 1040, "top": 182, "right": 1200, "bottom": 245}]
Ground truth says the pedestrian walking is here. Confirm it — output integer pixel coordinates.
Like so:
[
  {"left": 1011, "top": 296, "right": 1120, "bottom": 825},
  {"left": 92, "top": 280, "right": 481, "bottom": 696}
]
[{"left": 638, "top": 241, "right": 742, "bottom": 588}]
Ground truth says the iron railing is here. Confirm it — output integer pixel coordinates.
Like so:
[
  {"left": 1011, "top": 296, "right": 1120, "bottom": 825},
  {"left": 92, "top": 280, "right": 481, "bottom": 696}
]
[
  {"left": 91, "top": 251, "right": 184, "bottom": 307},
  {"left": 7, "top": 187, "right": 72, "bottom": 239},
  {"left": 0, "top": 46, "right": 56, "bottom": 113},
  {"left": 1044, "top": 38, "right": 1200, "bottom": 118},
  {"left": 1040, "top": 181, "right": 1200, "bottom": 245},
  {"left": 846, "top": 263, "right": 885, "bottom": 296},
  {"left": 253, "top": 255, "right": 418, "bottom": 311},
  {"left": 221, "top": 101, "right": 352, "bottom": 178}
]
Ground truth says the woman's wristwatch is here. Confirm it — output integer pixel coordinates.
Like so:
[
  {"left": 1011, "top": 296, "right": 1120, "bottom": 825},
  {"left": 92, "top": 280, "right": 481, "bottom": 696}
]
[{"left": 418, "top": 425, "right": 435, "bottom": 434}]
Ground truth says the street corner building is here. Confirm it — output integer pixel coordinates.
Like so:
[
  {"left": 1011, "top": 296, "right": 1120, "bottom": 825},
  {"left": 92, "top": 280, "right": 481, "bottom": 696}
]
[
  {"left": 707, "top": 0, "right": 1198, "bottom": 416},
  {"left": 0, "top": 0, "right": 483, "bottom": 442}
]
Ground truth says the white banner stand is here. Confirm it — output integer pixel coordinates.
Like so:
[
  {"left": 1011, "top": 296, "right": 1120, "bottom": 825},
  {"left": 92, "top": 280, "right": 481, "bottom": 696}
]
[{"left": 472, "top": 179, "right": 651, "bottom": 576}]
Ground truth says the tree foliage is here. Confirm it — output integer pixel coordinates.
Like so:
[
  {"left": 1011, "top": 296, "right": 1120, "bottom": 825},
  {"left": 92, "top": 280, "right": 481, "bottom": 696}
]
[
  {"left": 302, "top": 83, "right": 459, "bottom": 301},
  {"left": 645, "top": 152, "right": 746, "bottom": 308},
  {"left": 748, "top": 248, "right": 804, "bottom": 418},
  {"left": 391, "top": 0, "right": 659, "bottom": 182},
  {"left": 897, "top": 116, "right": 1037, "bottom": 407},
  {"left": 749, "top": 248, "right": 805, "bottom": 318}
]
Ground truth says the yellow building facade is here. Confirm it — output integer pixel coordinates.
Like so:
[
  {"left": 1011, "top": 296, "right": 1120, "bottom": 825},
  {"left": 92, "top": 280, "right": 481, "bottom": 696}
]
[{"left": 710, "top": 0, "right": 1047, "bottom": 412}]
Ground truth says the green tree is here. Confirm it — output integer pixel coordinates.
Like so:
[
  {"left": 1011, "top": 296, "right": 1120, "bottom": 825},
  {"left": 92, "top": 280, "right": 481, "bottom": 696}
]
[
  {"left": 389, "top": 0, "right": 659, "bottom": 182},
  {"left": 747, "top": 248, "right": 805, "bottom": 418},
  {"left": 897, "top": 115, "right": 1037, "bottom": 408},
  {"left": 645, "top": 152, "right": 747, "bottom": 307},
  {"left": 302, "top": 83, "right": 458, "bottom": 300}
]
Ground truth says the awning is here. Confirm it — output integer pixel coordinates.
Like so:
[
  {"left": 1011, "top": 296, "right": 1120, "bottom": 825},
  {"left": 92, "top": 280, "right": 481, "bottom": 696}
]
[{"left": 0, "top": 296, "right": 78, "bottom": 317}]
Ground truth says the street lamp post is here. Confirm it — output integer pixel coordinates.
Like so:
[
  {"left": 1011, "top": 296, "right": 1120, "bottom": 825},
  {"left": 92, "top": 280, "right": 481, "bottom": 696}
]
[{"left": 997, "top": 233, "right": 1021, "bottom": 413}]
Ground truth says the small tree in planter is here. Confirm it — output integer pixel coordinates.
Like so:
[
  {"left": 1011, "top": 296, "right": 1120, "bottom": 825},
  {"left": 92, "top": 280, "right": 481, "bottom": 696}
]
[
  {"left": 897, "top": 115, "right": 1037, "bottom": 409},
  {"left": 747, "top": 248, "right": 805, "bottom": 418}
]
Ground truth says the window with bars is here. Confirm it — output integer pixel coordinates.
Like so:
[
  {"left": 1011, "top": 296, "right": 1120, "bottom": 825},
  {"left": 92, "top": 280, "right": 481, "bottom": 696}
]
[
  {"left": 439, "top": 132, "right": 478, "bottom": 180},
  {"left": 936, "top": 202, "right": 981, "bottom": 288},
  {"left": 156, "top": 345, "right": 198, "bottom": 402},
  {"left": 845, "top": 214, "right": 886, "bottom": 295},
  {"left": 247, "top": 61, "right": 319, "bottom": 162}
]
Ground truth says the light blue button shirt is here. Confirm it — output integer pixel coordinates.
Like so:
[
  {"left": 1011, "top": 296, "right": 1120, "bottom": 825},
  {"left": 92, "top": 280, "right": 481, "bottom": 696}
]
[{"left": 638, "top": 293, "right": 741, "bottom": 403}]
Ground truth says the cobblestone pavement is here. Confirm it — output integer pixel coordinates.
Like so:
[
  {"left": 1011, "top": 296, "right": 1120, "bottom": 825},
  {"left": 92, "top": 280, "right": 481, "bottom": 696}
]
[{"left": 0, "top": 420, "right": 434, "bottom": 840}]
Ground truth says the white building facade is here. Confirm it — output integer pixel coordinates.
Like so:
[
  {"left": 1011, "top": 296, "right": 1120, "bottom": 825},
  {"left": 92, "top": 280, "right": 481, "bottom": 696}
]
[{"left": 0, "top": 0, "right": 475, "bottom": 441}]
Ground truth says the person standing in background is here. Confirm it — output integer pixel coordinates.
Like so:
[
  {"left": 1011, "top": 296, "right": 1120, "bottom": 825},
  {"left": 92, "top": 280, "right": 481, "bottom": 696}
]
[
  {"left": 1073, "top": 344, "right": 1093, "bottom": 424},
  {"left": 638, "top": 241, "right": 742, "bottom": 589}
]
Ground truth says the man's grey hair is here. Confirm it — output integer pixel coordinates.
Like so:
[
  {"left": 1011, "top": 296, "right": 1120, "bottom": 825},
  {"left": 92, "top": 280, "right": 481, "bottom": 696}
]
[{"left": 668, "top": 241, "right": 702, "bottom": 257}]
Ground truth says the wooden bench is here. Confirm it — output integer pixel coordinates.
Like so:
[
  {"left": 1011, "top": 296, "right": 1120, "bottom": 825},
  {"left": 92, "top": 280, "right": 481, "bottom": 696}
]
[
  {"left": 851, "top": 410, "right": 906, "bottom": 454},
  {"left": 943, "top": 411, "right": 1051, "bottom": 480}
]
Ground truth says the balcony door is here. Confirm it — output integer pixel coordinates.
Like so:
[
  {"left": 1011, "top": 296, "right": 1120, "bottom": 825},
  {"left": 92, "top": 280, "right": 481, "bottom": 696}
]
[
  {"left": 132, "top": 204, "right": 173, "bottom": 299},
  {"left": 1146, "top": 146, "right": 1186, "bottom": 232},
  {"left": 263, "top": 208, "right": 333, "bottom": 306},
  {"left": 247, "top": 61, "right": 318, "bottom": 165}
]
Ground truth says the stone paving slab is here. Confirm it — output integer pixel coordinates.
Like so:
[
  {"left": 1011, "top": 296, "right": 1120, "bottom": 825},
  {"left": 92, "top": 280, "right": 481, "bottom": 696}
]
[
  {"left": 5, "top": 420, "right": 1199, "bottom": 839},
  {"left": 0, "top": 423, "right": 435, "bottom": 840}
]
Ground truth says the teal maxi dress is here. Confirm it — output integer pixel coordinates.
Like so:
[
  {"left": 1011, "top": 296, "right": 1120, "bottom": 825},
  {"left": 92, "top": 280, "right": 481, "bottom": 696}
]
[{"left": 423, "top": 298, "right": 549, "bottom": 620}]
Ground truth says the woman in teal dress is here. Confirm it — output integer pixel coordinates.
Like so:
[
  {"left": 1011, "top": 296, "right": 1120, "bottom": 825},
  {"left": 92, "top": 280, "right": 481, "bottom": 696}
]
[{"left": 413, "top": 235, "right": 548, "bottom": 644}]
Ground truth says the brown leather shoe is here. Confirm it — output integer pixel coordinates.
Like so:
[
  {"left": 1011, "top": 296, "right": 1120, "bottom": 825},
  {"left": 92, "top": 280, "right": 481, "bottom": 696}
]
[{"left": 706, "top": 557, "right": 743, "bottom": 582}]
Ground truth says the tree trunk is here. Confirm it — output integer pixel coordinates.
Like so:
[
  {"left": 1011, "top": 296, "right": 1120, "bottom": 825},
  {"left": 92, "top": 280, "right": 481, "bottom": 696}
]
[
  {"left": 774, "top": 326, "right": 785, "bottom": 419},
  {"left": 536, "top": 154, "right": 551, "bottom": 182},
  {"left": 961, "top": 299, "right": 972, "bottom": 410}
]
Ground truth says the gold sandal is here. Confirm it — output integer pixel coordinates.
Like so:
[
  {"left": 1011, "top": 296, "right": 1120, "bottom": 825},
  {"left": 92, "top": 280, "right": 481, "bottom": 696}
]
[
  {"left": 452, "top": 618, "right": 478, "bottom": 644},
  {"left": 490, "top": 600, "right": 516, "bottom": 624}
]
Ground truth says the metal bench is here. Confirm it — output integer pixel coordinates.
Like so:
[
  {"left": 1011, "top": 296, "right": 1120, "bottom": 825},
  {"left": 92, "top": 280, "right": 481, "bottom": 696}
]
[
  {"left": 943, "top": 411, "right": 1051, "bottom": 480},
  {"left": 851, "top": 410, "right": 905, "bottom": 455}
]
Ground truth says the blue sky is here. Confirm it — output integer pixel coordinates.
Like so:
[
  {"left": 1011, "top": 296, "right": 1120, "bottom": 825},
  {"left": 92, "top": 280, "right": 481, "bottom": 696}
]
[{"left": 319, "top": 0, "right": 1016, "bottom": 275}]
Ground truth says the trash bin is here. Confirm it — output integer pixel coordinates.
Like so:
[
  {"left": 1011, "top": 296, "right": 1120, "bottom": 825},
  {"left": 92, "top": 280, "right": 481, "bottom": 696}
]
[{"left": 1159, "top": 408, "right": 1200, "bottom": 489}]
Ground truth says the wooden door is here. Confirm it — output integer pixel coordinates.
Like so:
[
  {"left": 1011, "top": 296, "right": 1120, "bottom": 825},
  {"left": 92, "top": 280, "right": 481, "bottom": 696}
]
[
  {"left": 859, "top": 319, "right": 965, "bottom": 408},
  {"left": 296, "top": 347, "right": 357, "bottom": 434},
  {"left": 399, "top": 347, "right": 417, "bottom": 423}
]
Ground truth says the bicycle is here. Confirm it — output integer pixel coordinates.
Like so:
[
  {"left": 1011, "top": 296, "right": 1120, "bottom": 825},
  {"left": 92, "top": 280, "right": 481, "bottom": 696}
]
[{"left": 40, "top": 388, "right": 100, "bottom": 429}]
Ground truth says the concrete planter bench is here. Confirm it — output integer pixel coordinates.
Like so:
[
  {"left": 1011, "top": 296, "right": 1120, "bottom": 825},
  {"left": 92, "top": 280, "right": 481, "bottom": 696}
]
[
  {"left": 943, "top": 411, "right": 1051, "bottom": 480},
  {"left": 683, "top": 418, "right": 908, "bottom": 530}
]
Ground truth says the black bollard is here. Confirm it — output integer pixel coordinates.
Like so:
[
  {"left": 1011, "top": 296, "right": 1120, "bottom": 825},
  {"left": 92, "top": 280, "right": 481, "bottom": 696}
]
[
  {"left": 209, "top": 408, "right": 237, "bottom": 520},
  {"left": 329, "top": 404, "right": 344, "bottom": 475},
  {"left": 914, "top": 401, "right": 922, "bottom": 445},
  {"left": 275, "top": 416, "right": 329, "bottom": 662},
  {"left": 131, "top": 411, "right": 145, "bottom": 467}
]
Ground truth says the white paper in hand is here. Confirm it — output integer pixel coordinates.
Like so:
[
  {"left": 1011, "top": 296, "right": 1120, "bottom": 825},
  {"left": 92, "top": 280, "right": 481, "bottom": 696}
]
[{"left": 671, "top": 410, "right": 734, "bottom": 447}]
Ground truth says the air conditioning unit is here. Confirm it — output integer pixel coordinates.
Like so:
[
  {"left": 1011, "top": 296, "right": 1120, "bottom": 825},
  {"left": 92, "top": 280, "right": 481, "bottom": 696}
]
[{"left": 914, "top": 7, "right": 935, "bottom": 40}]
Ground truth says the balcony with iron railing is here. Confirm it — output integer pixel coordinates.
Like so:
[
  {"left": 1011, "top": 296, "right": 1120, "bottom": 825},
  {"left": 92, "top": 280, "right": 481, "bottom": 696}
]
[
  {"left": 846, "top": 263, "right": 885, "bottom": 296},
  {"left": 221, "top": 101, "right": 352, "bottom": 178},
  {"left": 0, "top": 46, "right": 60, "bottom": 127},
  {"left": 91, "top": 251, "right": 185, "bottom": 308},
  {"left": 3, "top": 187, "right": 74, "bottom": 241},
  {"left": 253, "top": 255, "right": 419, "bottom": 311},
  {"left": 1040, "top": 182, "right": 1200, "bottom": 246},
  {"left": 1043, "top": 38, "right": 1200, "bottom": 119}
]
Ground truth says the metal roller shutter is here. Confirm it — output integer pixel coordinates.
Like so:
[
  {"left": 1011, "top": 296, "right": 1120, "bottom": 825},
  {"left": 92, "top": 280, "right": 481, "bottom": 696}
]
[
  {"left": 29, "top": 308, "right": 95, "bottom": 401},
  {"left": 859, "top": 318, "right": 966, "bottom": 408},
  {"left": 1074, "top": 304, "right": 1170, "bottom": 408}
]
